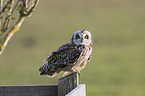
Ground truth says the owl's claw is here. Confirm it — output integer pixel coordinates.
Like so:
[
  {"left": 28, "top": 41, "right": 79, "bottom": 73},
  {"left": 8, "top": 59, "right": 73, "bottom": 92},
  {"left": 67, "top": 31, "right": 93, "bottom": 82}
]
[
  {"left": 63, "top": 72, "right": 69, "bottom": 77},
  {"left": 77, "top": 72, "right": 80, "bottom": 78}
]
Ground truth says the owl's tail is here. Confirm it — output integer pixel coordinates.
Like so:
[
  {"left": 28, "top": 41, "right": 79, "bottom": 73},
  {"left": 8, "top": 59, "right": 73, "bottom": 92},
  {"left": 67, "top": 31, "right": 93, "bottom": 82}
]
[{"left": 39, "top": 63, "right": 57, "bottom": 77}]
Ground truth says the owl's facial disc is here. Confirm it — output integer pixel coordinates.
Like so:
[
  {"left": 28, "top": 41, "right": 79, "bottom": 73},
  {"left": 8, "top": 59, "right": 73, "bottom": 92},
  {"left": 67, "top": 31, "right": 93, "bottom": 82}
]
[{"left": 73, "top": 30, "right": 92, "bottom": 45}]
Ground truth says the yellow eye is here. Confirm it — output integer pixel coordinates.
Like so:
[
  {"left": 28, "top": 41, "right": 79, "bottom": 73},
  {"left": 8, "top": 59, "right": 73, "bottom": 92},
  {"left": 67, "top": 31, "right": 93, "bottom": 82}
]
[
  {"left": 84, "top": 35, "right": 89, "bottom": 39},
  {"left": 76, "top": 34, "right": 80, "bottom": 39}
]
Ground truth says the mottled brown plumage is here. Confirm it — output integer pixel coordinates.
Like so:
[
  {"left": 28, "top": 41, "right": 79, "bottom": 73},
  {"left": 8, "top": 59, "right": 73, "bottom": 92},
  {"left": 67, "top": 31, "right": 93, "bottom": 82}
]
[{"left": 39, "top": 30, "right": 93, "bottom": 77}]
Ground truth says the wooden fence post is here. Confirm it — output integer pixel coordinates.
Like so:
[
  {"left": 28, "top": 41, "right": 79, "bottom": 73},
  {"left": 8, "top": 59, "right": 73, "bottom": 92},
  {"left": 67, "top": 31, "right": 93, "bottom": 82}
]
[
  {"left": 58, "top": 72, "right": 79, "bottom": 96},
  {"left": 65, "top": 84, "right": 86, "bottom": 96}
]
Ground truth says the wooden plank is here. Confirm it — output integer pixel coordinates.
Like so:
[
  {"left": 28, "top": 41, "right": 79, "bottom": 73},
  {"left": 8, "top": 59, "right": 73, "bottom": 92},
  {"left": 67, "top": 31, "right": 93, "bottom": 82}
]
[
  {"left": 0, "top": 85, "right": 57, "bottom": 96},
  {"left": 65, "top": 84, "right": 86, "bottom": 96},
  {"left": 58, "top": 72, "right": 79, "bottom": 96}
]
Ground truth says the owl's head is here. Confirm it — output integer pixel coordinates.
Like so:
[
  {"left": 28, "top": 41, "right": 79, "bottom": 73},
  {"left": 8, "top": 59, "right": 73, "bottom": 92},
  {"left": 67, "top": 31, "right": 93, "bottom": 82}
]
[{"left": 71, "top": 30, "right": 92, "bottom": 45}]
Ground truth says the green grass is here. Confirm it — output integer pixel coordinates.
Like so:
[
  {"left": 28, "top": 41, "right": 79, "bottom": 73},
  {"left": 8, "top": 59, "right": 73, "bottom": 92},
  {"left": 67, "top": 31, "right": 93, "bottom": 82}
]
[{"left": 0, "top": 0, "right": 145, "bottom": 95}]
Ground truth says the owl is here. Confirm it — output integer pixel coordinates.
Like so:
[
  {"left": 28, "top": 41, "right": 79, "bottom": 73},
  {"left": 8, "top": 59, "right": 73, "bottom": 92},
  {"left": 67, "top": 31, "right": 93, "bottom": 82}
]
[{"left": 39, "top": 30, "right": 93, "bottom": 77}]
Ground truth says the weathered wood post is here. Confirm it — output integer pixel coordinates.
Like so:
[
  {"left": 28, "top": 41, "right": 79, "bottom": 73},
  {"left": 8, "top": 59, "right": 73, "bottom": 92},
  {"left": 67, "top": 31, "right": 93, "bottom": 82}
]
[{"left": 58, "top": 72, "right": 79, "bottom": 96}]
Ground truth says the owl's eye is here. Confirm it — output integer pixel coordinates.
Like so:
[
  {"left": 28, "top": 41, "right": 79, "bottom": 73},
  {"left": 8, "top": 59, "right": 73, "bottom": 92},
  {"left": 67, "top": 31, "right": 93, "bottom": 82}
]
[
  {"left": 84, "top": 35, "right": 89, "bottom": 39},
  {"left": 76, "top": 34, "right": 80, "bottom": 39}
]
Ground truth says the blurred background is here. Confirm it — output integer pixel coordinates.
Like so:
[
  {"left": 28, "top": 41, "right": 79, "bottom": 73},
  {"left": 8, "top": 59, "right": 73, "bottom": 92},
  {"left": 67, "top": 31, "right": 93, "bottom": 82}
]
[{"left": 0, "top": 0, "right": 145, "bottom": 95}]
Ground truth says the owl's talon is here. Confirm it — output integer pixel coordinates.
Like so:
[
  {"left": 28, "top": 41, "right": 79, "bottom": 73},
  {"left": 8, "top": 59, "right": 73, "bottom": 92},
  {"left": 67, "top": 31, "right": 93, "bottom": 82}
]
[
  {"left": 77, "top": 72, "right": 80, "bottom": 78},
  {"left": 63, "top": 72, "right": 68, "bottom": 77}
]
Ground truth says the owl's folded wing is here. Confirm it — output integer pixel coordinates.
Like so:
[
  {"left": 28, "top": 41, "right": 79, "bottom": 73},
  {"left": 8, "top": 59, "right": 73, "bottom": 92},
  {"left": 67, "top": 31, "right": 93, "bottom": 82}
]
[
  {"left": 47, "top": 43, "right": 83, "bottom": 66},
  {"left": 39, "top": 43, "right": 83, "bottom": 77}
]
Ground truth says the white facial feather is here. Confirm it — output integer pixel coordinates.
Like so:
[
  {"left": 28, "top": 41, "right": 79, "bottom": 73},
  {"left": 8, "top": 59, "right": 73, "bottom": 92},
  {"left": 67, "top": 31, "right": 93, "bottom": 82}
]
[{"left": 73, "top": 30, "right": 92, "bottom": 45}]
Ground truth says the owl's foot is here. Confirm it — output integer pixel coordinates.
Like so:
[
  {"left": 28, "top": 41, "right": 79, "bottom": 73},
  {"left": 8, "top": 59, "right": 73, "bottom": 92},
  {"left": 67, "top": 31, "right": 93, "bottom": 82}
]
[
  {"left": 63, "top": 72, "right": 69, "bottom": 77},
  {"left": 72, "top": 67, "right": 81, "bottom": 77}
]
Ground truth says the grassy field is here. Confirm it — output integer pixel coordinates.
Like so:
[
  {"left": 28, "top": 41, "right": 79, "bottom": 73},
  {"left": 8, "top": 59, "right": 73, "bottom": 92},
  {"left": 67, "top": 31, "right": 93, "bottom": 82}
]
[{"left": 0, "top": 0, "right": 145, "bottom": 96}]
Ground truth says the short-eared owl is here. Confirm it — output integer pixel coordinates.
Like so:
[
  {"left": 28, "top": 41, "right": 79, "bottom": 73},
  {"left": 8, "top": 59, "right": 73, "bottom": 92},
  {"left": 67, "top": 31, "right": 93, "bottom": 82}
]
[{"left": 39, "top": 30, "right": 93, "bottom": 77}]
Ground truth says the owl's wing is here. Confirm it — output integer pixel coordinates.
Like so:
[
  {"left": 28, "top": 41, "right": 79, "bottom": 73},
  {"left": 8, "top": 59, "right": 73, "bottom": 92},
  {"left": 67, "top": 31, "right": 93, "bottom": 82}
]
[
  {"left": 47, "top": 43, "right": 82, "bottom": 66},
  {"left": 39, "top": 43, "right": 83, "bottom": 76}
]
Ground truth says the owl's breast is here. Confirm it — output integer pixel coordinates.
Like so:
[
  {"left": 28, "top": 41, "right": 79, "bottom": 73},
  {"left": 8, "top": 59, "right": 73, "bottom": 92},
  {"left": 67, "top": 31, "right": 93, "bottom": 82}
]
[{"left": 73, "top": 45, "right": 92, "bottom": 69}]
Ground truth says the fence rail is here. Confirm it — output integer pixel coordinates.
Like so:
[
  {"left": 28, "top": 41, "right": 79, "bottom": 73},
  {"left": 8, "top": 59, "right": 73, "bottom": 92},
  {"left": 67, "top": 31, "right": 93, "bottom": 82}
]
[
  {"left": 0, "top": 72, "right": 86, "bottom": 96},
  {"left": 0, "top": 85, "right": 57, "bottom": 96}
]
